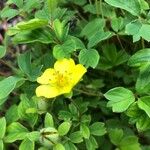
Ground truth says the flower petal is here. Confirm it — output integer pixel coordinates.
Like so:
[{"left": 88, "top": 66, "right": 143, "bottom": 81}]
[
  {"left": 37, "top": 68, "right": 55, "bottom": 84},
  {"left": 54, "top": 58, "right": 75, "bottom": 73},
  {"left": 36, "top": 85, "right": 60, "bottom": 98},
  {"left": 71, "top": 64, "right": 87, "bottom": 86}
]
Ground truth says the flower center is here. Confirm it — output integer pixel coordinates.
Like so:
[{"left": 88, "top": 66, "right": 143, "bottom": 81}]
[{"left": 51, "top": 71, "right": 71, "bottom": 88}]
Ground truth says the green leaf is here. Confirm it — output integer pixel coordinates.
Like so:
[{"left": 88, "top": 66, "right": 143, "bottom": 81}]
[
  {"left": 136, "top": 64, "right": 150, "bottom": 93},
  {"left": 58, "top": 122, "right": 71, "bottom": 136},
  {"left": 126, "top": 21, "right": 150, "bottom": 42},
  {"left": 111, "top": 17, "right": 124, "bottom": 32},
  {"left": 79, "top": 49, "right": 100, "bottom": 68},
  {"left": 89, "top": 122, "right": 106, "bottom": 136},
  {"left": 17, "top": 51, "right": 42, "bottom": 81},
  {"left": 104, "top": 0, "right": 141, "bottom": 16},
  {"left": 109, "top": 128, "right": 123, "bottom": 145},
  {"left": 81, "top": 18, "right": 105, "bottom": 38},
  {"left": 69, "top": 131, "right": 83, "bottom": 143},
  {"left": 5, "top": 105, "right": 19, "bottom": 124},
  {"left": 18, "top": 94, "right": 38, "bottom": 127},
  {"left": 126, "top": 103, "right": 150, "bottom": 131},
  {"left": 0, "top": 117, "right": 6, "bottom": 139},
  {"left": 138, "top": 96, "right": 150, "bottom": 118},
  {"left": 104, "top": 87, "right": 135, "bottom": 112},
  {"left": 53, "top": 143, "right": 65, "bottom": 150},
  {"left": 13, "top": 28, "right": 53, "bottom": 44},
  {"left": 64, "top": 141, "right": 77, "bottom": 150},
  {"left": 119, "top": 136, "right": 141, "bottom": 150},
  {"left": 85, "top": 136, "right": 98, "bottom": 150},
  {"left": 0, "top": 140, "right": 4, "bottom": 150},
  {"left": 80, "top": 124, "right": 90, "bottom": 139},
  {"left": 19, "top": 138, "right": 34, "bottom": 150},
  {"left": 26, "top": 131, "right": 40, "bottom": 141},
  {"left": 0, "top": 76, "right": 23, "bottom": 101},
  {"left": 128, "top": 49, "right": 150, "bottom": 67},
  {"left": 4, "top": 122, "right": 29, "bottom": 143},
  {"left": 0, "top": 46, "right": 6, "bottom": 58},
  {"left": 8, "top": 0, "right": 23, "bottom": 8},
  {"left": 47, "top": 0, "right": 58, "bottom": 14},
  {"left": 44, "top": 113, "right": 54, "bottom": 128},
  {"left": 53, "top": 19, "right": 68, "bottom": 41},
  {"left": 16, "top": 18, "right": 48, "bottom": 30},
  {"left": 53, "top": 39, "right": 76, "bottom": 59},
  {"left": 88, "top": 31, "right": 112, "bottom": 48},
  {"left": 1, "top": 7, "right": 19, "bottom": 20}
]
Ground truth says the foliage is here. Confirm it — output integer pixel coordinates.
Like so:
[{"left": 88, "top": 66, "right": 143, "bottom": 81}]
[{"left": 1, "top": 0, "right": 150, "bottom": 149}]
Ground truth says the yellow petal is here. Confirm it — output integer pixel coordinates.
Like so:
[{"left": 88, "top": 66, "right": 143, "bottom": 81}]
[
  {"left": 60, "top": 85, "right": 72, "bottom": 94},
  {"left": 54, "top": 58, "right": 75, "bottom": 73},
  {"left": 71, "top": 64, "right": 87, "bottom": 86},
  {"left": 36, "top": 85, "right": 60, "bottom": 98},
  {"left": 37, "top": 68, "right": 55, "bottom": 84}
]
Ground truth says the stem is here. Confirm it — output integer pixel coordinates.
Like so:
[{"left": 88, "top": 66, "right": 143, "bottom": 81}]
[
  {"left": 95, "top": 0, "right": 100, "bottom": 17},
  {"left": 100, "top": 0, "right": 104, "bottom": 19},
  {"left": 116, "top": 34, "right": 124, "bottom": 50},
  {"left": 74, "top": 88, "right": 103, "bottom": 97},
  {"left": 141, "top": 38, "right": 145, "bottom": 49},
  {"left": 88, "top": 0, "right": 92, "bottom": 5}
]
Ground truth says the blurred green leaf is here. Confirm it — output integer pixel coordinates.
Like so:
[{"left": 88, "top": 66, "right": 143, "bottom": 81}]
[
  {"left": 19, "top": 138, "right": 34, "bottom": 150},
  {"left": 128, "top": 49, "right": 150, "bottom": 67},
  {"left": 138, "top": 96, "right": 150, "bottom": 118},
  {"left": 5, "top": 122, "right": 29, "bottom": 143},
  {"left": 44, "top": 113, "right": 54, "bottom": 128},
  {"left": 0, "top": 117, "right": 6, "bottom": 139},
  {"left": 89, "top": 122, "right": 106, "bottom": 136},
  {"left": 58, "top": 121, "right": 71, "bottom": 136},
  {"left": 104, "top": 0, "right": 141, "bottom": 16}
]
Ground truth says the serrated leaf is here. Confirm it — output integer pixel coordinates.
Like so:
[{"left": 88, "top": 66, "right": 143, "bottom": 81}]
[
  {"left": 0, "top": 76, "right": 23, "bottom": 102},
  {"left": 85, "top": 136, "right": 98, "bottom": 150},
  {"left": 119, "top": 136, "right": 141, "bottom": 150},
  {"left": 1, "top": 7, "right": 19, "bottom": 20},
  {"left": 104, "top": 87, "right": 135, "bottom": 112},
  {"left": 0, "top": 46, "right": 6, "bottom": 58},
  {"left": 79, "top": 49, "right": 100, "bottom": 68},
  {"left": 19, "top": 138, "right": 34, "bottom": 150},
  {"left": 53, "top": 39, "right": 76, "bottom": 59},
  {"left": 109, "top": 128, "right": 123, "bottom": 145},
  {"left": 128, "top": 49, "right": 150, "bottom": 67},
  {"left": 8, "top": 0, "right": 23, "bottom": 8},
  {"left": 136, "top": 64, "right": 150, "bottom": 93},
  {"left": 26, "top": 131, "right": 40, "bottom": 141},
  {"left": 81, "top": 18, "right": 105, "bottom": 38},
  {"left": 17, "top": 51, "right": 42, "bottom": 81},
  {"left": 44, "top": 113, "right": 54, "bottom": 127},
  {"left": 13, "top": 28, "right": 53, "bottom": 44},
  {"left": 80, "top": 124, "right": 90, "bottom": 139},
  {"left": 138, "top": 96, "right": 150, "bottom": 118},
  {"left": 18, "top": 94, "right": 38, "bottom": 127},
  {"left": 16, "top": 18, "right": 48, "bottom": 30},
  {"left": 4, "top": 122, "right": 29, "bottom": 143},
  {"left": 5, "top": 105, "right": 19, "bottom": 124},
  {"left": 53, "top": 143, "right": 65, "bottom": 150},
  {"left": 88, "top": 31, "right": 112, "bottom": 48},
  {"left": 58, "top": 122, "right": 71, "bottom": 136},
  {"left": 69, "top": 131, "right": 83, "bottom": 143},
  {"left": 64, "top": 141, "right": 77, "bottom": 150},
  {"left": 104, "top": 0, "right": 141, "bottom": 16},
  {"left": 89, "top": 122, "right": 106, "bottom": 136},
  {"left": 0, "top": 117, "right": 6, "bottom": 139}
]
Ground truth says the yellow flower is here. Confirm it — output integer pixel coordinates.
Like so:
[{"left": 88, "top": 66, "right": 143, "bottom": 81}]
[{"left": 36, "top": 58, "right": 87, "bottom": 98}]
